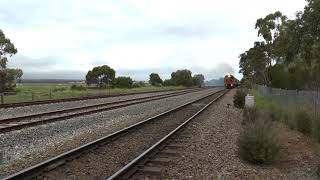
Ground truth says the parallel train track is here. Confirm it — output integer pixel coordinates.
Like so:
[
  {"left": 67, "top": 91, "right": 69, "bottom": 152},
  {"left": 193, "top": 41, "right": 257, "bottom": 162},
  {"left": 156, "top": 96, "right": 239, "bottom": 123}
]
[
  {"left": 0, "top": 87, "right": 201, "bottom": 109},
  {"left": 0, "top": 88, "right": 210, "bottom": 133},
  {"left": 2, "top": 88, "right": 229, "bottom": 180}
]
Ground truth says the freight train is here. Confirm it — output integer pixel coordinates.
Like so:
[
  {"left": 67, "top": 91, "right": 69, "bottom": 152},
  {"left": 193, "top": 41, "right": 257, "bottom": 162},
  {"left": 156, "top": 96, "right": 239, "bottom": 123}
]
[{"left": 224, "top": 74, "right": 239, "bottom": 89}]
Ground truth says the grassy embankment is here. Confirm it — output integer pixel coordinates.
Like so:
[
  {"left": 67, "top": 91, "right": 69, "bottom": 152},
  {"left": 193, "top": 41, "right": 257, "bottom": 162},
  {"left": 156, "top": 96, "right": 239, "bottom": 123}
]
[{"left": 1, "top": 83, "right": 185, "bottom": 104}]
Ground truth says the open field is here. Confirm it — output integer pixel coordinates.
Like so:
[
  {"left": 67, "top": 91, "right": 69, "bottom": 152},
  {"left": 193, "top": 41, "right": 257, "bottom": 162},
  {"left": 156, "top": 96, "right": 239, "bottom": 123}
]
[{"left": 0, "top": 83, "right": 185, "bottom": 104}]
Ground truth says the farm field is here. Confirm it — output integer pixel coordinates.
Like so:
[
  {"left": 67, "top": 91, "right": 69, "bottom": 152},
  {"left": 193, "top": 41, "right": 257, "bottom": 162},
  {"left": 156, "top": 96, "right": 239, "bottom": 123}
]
[{"left": 0, "top": 83, "right": 185, "bottom": 104}]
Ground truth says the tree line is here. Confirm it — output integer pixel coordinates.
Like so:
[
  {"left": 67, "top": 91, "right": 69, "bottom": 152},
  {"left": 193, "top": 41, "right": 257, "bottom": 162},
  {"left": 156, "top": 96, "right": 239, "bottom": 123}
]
[
  {"left": 85, "top": 65, "right": 205, "bottom": 88},
  {"left": 239, "top": 0, "right": 320, "bottom": 90}
]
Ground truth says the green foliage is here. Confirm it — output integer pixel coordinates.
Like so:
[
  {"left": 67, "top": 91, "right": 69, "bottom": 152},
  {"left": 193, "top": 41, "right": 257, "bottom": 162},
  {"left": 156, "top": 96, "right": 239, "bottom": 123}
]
[
  {"left": 265, "top": 104, "right": 283, "bottom": 122},
  {"left": 239, "top": 1, "right": 320, "bottom": 89},
  {"left": 240, "top": 78, "right": 252, "bottom": 89},
  {"left": 238, "top": 119, "right": 280, "bottom": 164},
  {"left": 170, "top": 69, "right": 193, "bottom": 87},
  {"left": 0, "top": 29, "right": 22, "bottom": 93},
  {"left": 233, "top": 89, "right": 247, "bottom": 108},
  {"left": 85, "top": 65, "right": 116, "bottom": 88},
  {"left": 149, "top": 73, "right": 163, "bottom": 86},
  {"left": 295, "top": 110, "right": 312, "bottom": 134},
  {"left": 70, "top": 84, "right": 86, "bottom": 91},
  {"left": 163, "top": 79, "right": 173, "bottom": 86},
  {"left": 52, "top": 87, "right": 67, "bottom": 92},
  {"left": 115, "top": 76, "right": 133, "bottom": 88},
  {"left": 132, "top": 81, "right": 145, "bottom": 88},
  {"left": 242, "top": 106, "right": 260, "bottom": 125},
  {"left": 192, "top": 74, "right": 205, "bottom": 87}
]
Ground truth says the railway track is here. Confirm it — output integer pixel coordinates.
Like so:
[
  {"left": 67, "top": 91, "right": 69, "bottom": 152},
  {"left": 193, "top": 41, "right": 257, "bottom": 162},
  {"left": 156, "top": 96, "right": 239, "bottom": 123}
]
[
  {"left": 2, "top": 88, "right": 228, "bottom": 180},
  {"left": 0, "top": 88, "right": 208, "bottom": 133},
  {"left": 0, "top": 87, "right": 200, "bottom": 109}
]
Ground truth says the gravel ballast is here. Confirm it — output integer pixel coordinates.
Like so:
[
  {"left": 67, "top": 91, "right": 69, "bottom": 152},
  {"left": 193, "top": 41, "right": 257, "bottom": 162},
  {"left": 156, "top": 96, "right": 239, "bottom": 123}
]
[
  {"left": 132, "top": 89, "right": 319, "bottom": 179},
  {"left": 0, "top": 87, "right": 222, "bottom": 177},
  {"left": 0, "top": 88, "right": 197, "bottom": 120}
]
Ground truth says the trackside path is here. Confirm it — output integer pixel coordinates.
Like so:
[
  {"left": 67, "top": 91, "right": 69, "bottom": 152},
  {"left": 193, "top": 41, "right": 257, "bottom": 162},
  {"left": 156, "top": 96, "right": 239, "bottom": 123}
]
[{"left": 132, "top": 89, "right": 320, "bottom": 179}]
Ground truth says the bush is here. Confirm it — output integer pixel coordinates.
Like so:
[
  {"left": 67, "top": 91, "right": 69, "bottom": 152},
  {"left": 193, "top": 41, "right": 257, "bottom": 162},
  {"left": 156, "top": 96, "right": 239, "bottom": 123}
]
[
  {"left": 163, "top": 79, "right": 173, "bottom": 86},
  {"left": 234, "top": 89, "right": 247, "bottom": 108},
  {"left": 70, "top": 84, "right": 86, "bottom": 91},
  {"left": 52, "top": 87, "right": 67, "bottom": 92},
  {"left": 238, "top": 119, "right": 281, "bottom": 164},
  {"left": 295, "top": 110, "right": 312, "bottom": 134},
  {"left": 281, "top": 109, "right": 295, "bottom": 129},
  {"left": 266, "top": 105, "right": 283, "bottom": 122},
  {"left": 242, "top": 106, "right": 259, "bottom": 125},
  {"left": 115, "top": 76, "right": 133, "bottom": 88}
]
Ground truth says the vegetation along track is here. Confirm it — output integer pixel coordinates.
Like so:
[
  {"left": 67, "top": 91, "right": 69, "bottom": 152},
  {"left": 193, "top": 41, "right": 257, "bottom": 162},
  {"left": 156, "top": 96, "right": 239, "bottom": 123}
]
[
  {"left": 0, "top": 87, "right": 200, "bottom": 109},
  {"left": 0, "top": 88, "right": 208, "bottom": 133},
  {"left": 2, "top": 88, "right": 228, "bottom": 180}
]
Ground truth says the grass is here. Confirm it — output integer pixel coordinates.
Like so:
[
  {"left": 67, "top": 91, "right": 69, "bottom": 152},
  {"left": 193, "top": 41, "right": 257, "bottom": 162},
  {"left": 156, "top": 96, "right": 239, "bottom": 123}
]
[{"left": 1, "top": 83, "right": 186, "bottom": 104}]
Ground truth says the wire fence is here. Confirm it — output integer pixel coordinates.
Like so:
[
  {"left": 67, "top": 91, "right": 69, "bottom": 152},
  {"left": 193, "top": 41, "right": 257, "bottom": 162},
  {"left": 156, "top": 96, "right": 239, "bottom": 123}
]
[{"left": 256, "top": 84, "right": 320, "bottom": 117}]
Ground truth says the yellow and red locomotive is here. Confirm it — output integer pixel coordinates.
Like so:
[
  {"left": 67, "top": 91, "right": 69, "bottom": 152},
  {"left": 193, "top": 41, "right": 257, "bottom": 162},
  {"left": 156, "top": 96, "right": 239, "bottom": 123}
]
[{"left": 224, "top": 74, "right": 238, "bottom": 89}]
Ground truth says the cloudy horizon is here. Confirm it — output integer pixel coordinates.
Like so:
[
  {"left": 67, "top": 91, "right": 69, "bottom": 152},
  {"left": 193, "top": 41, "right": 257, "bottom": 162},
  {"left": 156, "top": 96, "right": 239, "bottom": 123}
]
[{"left": 1, "top": 0, "right": 307, "bottom": 81}]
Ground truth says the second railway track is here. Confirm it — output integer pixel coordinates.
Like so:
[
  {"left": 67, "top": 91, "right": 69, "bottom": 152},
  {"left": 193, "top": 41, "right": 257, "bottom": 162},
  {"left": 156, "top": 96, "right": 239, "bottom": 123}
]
[
  {"left": 0, "top": 88, "right": 208, "bottom": 133},
  {"left": 2, "top": 88, "right": 229, "bottom": 180}
]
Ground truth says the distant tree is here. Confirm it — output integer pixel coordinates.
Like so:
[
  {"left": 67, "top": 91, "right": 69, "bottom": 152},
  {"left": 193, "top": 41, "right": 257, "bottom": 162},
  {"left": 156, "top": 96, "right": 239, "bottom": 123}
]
[
  {"left": 0, "top": 29, "right": 22, "bottom": 92},
  {"left": 115, "top": 76, "right": 133, "bottom": 88},
  {"left": 149, "top": 73, "right": 163, "bottom": 86},
  {"left": 85, "top": 65, "right": 115, "bottom": 88},
  {"left": 171, "top": 69, "right": 193, "bottom": 87},
  {"left": 163, "top": 79, "right": 173, "bottom": 86},
  {"left": 192, "top": 74, "right": 205, "bottom": 87}
]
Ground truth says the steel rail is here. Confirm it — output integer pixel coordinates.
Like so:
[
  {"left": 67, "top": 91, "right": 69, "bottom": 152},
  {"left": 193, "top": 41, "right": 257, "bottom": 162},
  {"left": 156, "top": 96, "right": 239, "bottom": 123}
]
[
  {"left": 0, "top": 88, "right": 207, "bottom": 133},
  {"left": 2, "top": 89, "right": 226, "bottom": 180},
  {"left": 0, "top": 87, "right": 202, "bottom": 109},
  {"left": 107, "top": 89, "right": 229, "bottom": 180}
]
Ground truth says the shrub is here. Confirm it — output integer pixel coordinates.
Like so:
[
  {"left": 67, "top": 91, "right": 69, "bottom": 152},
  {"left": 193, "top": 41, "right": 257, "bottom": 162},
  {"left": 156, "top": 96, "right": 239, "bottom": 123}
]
[
  {"left": 242, "top": 106, "right": 259, "bottom": 125},
  {"left": 266, "top": 105, "right": 283, "bottom": 122},
  {"left": 238, "top": 119, "right": 281, "bottom": 164},
  {"left": 132, "top": 81, "right": 146, "bottom": 88},
  {"left": 52, "top": 87, "right": 67, "bottom": 92},
  {"left": 295, "top": 110, "right": 312, "bottom": 134},
  {"left": 163, "top": 79, "right": 173, "bottom": 86},
  {"left": 115, "top": 76, "right": 133, "bottom": 88},
  {"left": 281, "top": 109, "right": 295, "bottom": 129},
  {"left": 234, "top": 89, "right": 247, "bottom": 108},
  {"left": 70, "top": 84, "right": 86, "bottom": 91}
]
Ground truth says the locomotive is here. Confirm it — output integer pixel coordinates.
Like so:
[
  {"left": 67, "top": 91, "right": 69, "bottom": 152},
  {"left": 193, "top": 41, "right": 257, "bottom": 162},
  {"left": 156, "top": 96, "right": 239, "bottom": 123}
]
[{"left": 224, "top": 74, "right": 239, "bottom": 89}]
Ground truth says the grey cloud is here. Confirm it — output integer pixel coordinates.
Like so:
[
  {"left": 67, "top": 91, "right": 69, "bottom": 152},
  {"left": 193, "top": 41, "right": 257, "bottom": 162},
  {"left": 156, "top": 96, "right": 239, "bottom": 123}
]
[
  {"left": 8, "top": 55, "right": 59, "bottom": 69},
  {"left": 22, "top": 70, "right": 85, "bottom": 80}
]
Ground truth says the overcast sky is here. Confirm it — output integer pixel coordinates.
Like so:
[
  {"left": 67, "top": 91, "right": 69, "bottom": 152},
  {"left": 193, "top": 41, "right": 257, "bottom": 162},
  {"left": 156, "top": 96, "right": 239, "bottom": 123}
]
[{"left": 0, "top": 0, "right": 307, "bottom": 80}]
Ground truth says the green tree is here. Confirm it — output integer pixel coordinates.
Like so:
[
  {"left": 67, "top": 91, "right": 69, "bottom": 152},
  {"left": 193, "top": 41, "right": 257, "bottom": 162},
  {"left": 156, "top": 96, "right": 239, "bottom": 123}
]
[
  {"left": 171, "top": 69, "right": 193, "bottom": 87},
  {"left": 163, "top": 79, "right": 173, "bottom": 86},
  {"left": 192, "top": 74, "right": 205, "bottom": 87},
  {"left": 239, "top": 0, "right": 320, "bottom": 90},
  {"left": 0, "top": 29, "right": 22, "bottom": 93},
  {"left": 115, "top": 76, "right": 133, "bottom": 88},
  {"left": 149, "top": 73, "right": 163, "bottom": 86},
  {"left": 85, "top": 65, "right": 115, "bottom": 88}
]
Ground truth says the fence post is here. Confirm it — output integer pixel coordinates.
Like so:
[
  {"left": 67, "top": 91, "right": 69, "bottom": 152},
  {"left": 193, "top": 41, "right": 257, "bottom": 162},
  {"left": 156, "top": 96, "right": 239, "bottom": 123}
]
[
  {"left": 32, "top": 92, "right": 35, "bottom": 101},
  {"left": 0, "top": 94, "right": 3, "bottom": 105}
]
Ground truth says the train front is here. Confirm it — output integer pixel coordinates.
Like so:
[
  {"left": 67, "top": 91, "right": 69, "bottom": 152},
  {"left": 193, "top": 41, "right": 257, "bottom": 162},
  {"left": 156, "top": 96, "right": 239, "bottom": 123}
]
[{"left": 224, "top": 74, "right": 235, "bottom": 89}]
